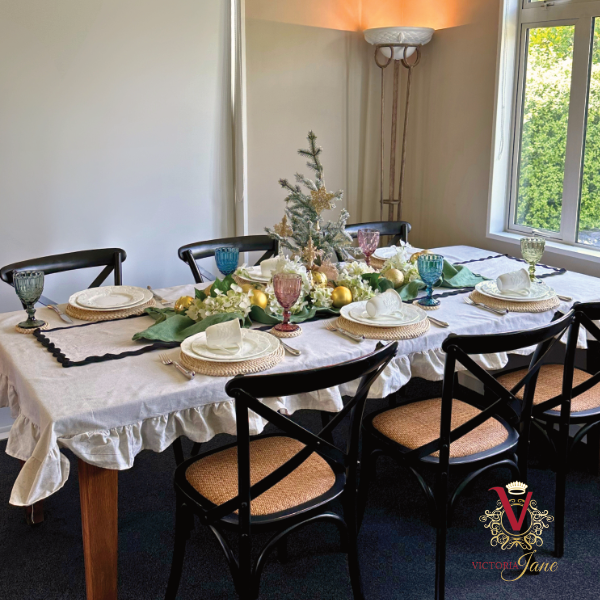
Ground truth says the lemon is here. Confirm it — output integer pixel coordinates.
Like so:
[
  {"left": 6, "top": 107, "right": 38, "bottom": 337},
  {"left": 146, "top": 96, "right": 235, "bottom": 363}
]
[{"left": 249, "top": 289, "right": 268, "bottom": 310}]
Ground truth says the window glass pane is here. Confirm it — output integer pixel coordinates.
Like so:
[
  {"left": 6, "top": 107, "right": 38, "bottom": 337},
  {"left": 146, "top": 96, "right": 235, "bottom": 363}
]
[
  {"left": 578, "top": 19, "right": 600, "bottom": 247},
  {"left": 515, "top": 26, "right": 575, "bottom": 233}
]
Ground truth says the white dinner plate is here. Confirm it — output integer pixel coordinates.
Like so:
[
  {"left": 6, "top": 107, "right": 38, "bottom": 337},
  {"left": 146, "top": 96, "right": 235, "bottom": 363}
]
[
  {"left": 240, "top": 266, "right": 272, "bottom": 283},
  {"left": 181, "top": 329, "right": 279, "bottom": 363},
  {"left": 341, "top": 301, "right": 427, "bottom": 328},
  {"left": 475, "top": 281, "right": 556, "bottom": 303},
  {"left": 69, "top": 286, "right": 152, "bottom": 311},
  {"left": 373, "top": 246, "right": 423, "bottom": 261}
]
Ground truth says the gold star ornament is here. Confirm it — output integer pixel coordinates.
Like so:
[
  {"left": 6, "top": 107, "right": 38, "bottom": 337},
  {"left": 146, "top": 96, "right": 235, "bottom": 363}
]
[{"left": 310, "top": 187, "right": 336, "bottom": 214}]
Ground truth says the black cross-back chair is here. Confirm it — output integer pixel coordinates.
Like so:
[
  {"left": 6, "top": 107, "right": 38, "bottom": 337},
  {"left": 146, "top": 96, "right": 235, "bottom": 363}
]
[
  {"left": 497, "top": 301, "right": 600, "bottom": 558},
  {"left": 360, "top": 311, "right": 574, "bottom": 600},
  {"left": 0, "top": 248, "right": 126, "bottom": 305},
  {"left": 338, "top": 220, "right": 411, "bottom": 261},
  {"left": 178, "top": 235, "right": 279, "bottom": 284},
  {"left": 165, "top": 342, "right": 397, "bottom": 600}
]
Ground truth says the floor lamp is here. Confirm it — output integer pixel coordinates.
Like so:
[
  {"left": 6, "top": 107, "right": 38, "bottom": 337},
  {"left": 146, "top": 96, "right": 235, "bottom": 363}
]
[{"left": 364, "top": 27, "right": 434, "bottom": 222}]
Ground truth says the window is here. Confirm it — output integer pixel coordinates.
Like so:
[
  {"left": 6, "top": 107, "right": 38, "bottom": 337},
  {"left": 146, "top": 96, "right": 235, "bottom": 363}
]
[{"left": 507, "top": 0, "right": 600, "bottom": 249}]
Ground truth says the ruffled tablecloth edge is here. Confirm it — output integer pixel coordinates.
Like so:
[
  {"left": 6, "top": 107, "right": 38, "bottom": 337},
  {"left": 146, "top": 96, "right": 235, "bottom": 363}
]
[{"left": 0, "top": 345, "right": 535, "bottom": 506}]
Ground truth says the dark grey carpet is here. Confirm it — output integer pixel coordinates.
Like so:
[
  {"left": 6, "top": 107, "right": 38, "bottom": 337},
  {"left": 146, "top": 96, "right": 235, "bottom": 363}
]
[{"left": 1, "top": 379, "right": 599, "bottom": 600}]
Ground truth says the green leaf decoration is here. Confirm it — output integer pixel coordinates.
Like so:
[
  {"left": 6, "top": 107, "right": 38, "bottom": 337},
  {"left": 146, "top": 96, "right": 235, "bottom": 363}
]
[
  {"left": 194, "top": 288, "right": 207, "bottom": 301},
  {"left": 210, "top": 275, "right": 237, "bottom": 297},
  {"left": 133, "top": 310, "right": 250, "bottom": 343}
]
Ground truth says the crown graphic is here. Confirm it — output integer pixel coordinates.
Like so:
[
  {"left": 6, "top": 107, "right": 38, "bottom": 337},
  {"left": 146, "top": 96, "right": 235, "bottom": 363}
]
[{"left": 506, "top": 481, "right": 528, "bottom": 495}]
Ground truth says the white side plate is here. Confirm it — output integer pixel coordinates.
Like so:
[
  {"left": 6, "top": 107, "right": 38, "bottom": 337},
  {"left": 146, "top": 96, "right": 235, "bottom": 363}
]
[
  {"left": 69, "top": 286, "right": 152, "bottom": 311},
  {"left": 341, "top": 301, "right": 426, "bottom": 328},
  {"left": 181, "top": 329, "right": 279, "bottom": 363},
  {"left": 475, "top": 281, "right": 555, "bottom": 303}
]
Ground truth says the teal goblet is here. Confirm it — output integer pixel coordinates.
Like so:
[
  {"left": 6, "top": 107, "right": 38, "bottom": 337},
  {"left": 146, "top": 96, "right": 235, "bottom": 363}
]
[
  {"left": 14, "top": 270, "right": 46, "bottom": 329},
  {"left": 417, "top": 254, "right": 444, "bottom": 308}
]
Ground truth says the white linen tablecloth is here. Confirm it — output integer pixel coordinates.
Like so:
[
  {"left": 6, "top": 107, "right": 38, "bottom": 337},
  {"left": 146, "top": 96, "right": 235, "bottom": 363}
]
[{"left": 1, "top": 246, "right": 598, "bottom": 506}]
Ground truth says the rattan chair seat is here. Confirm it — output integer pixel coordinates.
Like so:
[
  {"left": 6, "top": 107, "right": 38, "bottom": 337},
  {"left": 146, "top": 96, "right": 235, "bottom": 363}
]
[
  {"left": 185, "top": 436, "right": 336, "bottom": 516},
  {"left": 371, "top": 398, "right": 509, "bottom": 458},
  {"left": 497, "top": 364, "right": 600, "bottom": 413}
]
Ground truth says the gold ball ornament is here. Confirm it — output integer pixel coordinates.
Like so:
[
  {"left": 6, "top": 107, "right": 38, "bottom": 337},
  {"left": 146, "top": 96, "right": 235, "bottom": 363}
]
[
  {"left": 249, "top": 289, "right": 268, "bottom": 310},
  {"left": 332, "top": 286, "right": 353, "bottom": 308},
  {"left": 384, "top": 268, "right": 404, "bottom": 288},
  {"left": 240, "top": 283, "right": 256, "bottom": 294},
  {"left": 311, "top": 271, "right": 328, "bottom": 286},
  {"left": 174, "top": 296, "right": 194, "bottom": 313},
  {"left": 410, "top": 249, "right": 431, "bottom": 264}
]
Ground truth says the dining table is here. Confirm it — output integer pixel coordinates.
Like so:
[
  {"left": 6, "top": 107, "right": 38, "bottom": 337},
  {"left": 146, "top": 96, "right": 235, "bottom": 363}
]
[{"left": 1, "top": 244, "right": 599, "bottom": 600}]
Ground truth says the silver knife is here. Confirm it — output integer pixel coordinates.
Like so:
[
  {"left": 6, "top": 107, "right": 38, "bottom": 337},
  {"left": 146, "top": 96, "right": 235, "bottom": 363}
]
[
  {"left": 48, "top": 305, "right": 73, "bottom": 324},
  {"left": 147, "top": 286, "right": 171, "bottom": 305}
]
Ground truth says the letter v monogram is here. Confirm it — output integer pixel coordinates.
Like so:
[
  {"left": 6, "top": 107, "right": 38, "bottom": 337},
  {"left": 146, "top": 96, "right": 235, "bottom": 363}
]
[{"left": 489, "top": 487, "right": 533, "bottom": 531}]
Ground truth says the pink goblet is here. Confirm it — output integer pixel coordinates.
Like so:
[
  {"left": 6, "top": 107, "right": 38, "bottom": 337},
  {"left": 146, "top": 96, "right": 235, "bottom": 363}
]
[
  {"left": 273, "top": 273, "right": 302, "bottom": 332},
  {"left": 357, "top": 228, "right": 380, "bottom": 266}
]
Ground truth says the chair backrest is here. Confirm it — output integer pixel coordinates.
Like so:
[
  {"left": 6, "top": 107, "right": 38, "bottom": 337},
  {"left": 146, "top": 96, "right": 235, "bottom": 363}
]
[
  {"left": 544, "top": 301, "right": 600, "bottom": 416},
  {"left": 178, "top": 235, "right": 279, "bottom": 284},
  {"left": 199, "top": 342, "right": 398, "bottom": 525},
  {"left": 0, "top": 248, "right": 126, "bottom": 292},
  {"left": 400, "top": 311, "right": 575, "bottom": 467},
  {"left": 338, "top": 221, "right": 411, "bottom": 261}
]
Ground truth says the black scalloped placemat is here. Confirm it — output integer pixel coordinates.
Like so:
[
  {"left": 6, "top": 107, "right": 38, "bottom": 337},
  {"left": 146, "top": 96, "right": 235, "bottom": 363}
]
[{"left": 33, "top": 314, "right": 179, "bottom": 368}]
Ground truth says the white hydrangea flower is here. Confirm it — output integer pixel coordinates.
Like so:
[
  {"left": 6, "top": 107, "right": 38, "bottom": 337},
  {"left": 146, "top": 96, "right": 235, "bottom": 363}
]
[
  {"left": 310, "top": 285, "right": 333, "bottom": 308},
  {"left": 381, "top": 243, "right": 420, "bottom": 283},
  {"left": 186, "top": 286, "right": 252, "bottom": 322}
]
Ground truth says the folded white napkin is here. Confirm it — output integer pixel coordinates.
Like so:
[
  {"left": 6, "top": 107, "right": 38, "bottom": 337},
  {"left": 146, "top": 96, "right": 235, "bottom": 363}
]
[
  {"left": 366, "top": 289, "right": 404, "bottom": 318},
  {"left": 260, "top": 257, "right": 280, "bottom": 278},
  {"left": 205, "top": 319, "right": 243, "bottom": 354},
  {"left": 496, "top": 269, "right": 531, "bottom": 295}
]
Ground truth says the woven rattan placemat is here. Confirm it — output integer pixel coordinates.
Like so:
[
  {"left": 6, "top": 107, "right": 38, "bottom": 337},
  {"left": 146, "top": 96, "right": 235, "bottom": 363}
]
[
  {"left": 335, "top": 315, "right": 429, "bottom": 340},
  {"left": 179, "top": 344, "right": 285, "bottom": 377},
  {"left": 469, "top": 290, "right": 560, "bottom": 313},
  {"left": 65, "top": 298, "right": 156, "bottom": 322},
  {"left": 269, "top": 326, "right": 302, "bottom": 338},
  {"left": 15, "top": 323, "right": 49, "bottom": 334}
]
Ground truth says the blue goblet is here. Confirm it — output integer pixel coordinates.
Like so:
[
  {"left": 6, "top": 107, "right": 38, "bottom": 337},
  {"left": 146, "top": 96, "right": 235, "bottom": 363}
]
[
  {"left": 417, "top": 254, "right": 444, "bottom": 308},
  {"left": 215, "top": 247, "right": 240, "bottom": 277}
]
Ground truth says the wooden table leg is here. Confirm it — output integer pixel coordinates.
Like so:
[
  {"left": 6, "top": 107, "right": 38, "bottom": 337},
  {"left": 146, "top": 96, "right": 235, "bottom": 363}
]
[
  {"left": 79, "top": 460, "right": 118, "bottom": 600},
  {"left": 18, "top": 460, "right": 45, "bottom": 525}
]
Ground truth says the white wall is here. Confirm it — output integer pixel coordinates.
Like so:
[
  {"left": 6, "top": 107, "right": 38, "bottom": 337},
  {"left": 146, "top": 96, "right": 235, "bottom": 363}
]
[
  {"left": 244, "top": 0, "right": 384, "bottom": 237},
  {"left": 0, "top": 0, "right": 235, "bottom": 312}
]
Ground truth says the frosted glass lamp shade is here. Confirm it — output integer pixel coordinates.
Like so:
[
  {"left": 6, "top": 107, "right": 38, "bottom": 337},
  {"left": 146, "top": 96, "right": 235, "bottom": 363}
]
[{"left": 364, "top": 26, "right": 434, "bottom": 60}]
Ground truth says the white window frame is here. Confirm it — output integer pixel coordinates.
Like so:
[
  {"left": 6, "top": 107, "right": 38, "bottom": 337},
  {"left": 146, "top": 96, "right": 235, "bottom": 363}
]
[{"left": 488, "top": 0, "right": 600, "bottom": 261}]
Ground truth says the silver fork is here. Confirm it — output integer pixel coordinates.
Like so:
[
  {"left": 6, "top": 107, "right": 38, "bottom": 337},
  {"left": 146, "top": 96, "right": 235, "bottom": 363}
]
[
  {"left": 326, "top": 321, "right": 365, "bottom": 342},
  {"left": 159, "top": 353, "right": 195, "bottom": 380},
  {"left": 465, "top": 297, "right": 508, "bottom": 316},
  {"left": 428, "top": 316, "right": 449, "bottom": 328},
  {"left": 147, "top": 286, "right": 171, "bottom": 305}
]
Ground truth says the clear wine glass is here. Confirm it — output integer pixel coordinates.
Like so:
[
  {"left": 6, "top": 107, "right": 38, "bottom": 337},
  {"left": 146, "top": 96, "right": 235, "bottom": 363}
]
[
  {"left": 273, "top": 273, "right": 302, "bottom": 332},
  {"left": 215, "top": 247, "right": 240, "bottom": 277},
  {"left": 14, "top": 270, "right": 46, "bottom": 329},
  {"left": 357, "top": 229, "right": 380, "bottom": 267},
  {"left": 520, "top": 236, "right": 545, "bottom": 282},
  {"left": 416, "top": 254, "right": 444, "bottom": 308}
]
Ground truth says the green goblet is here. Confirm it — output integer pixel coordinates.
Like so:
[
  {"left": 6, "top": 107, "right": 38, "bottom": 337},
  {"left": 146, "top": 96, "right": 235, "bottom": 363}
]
[
  {"left": 520, "top": 237, "right": 546, "bottom": 282},
  {"left": 14, "top": 270, "right": 46, "bottom": 329}
]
